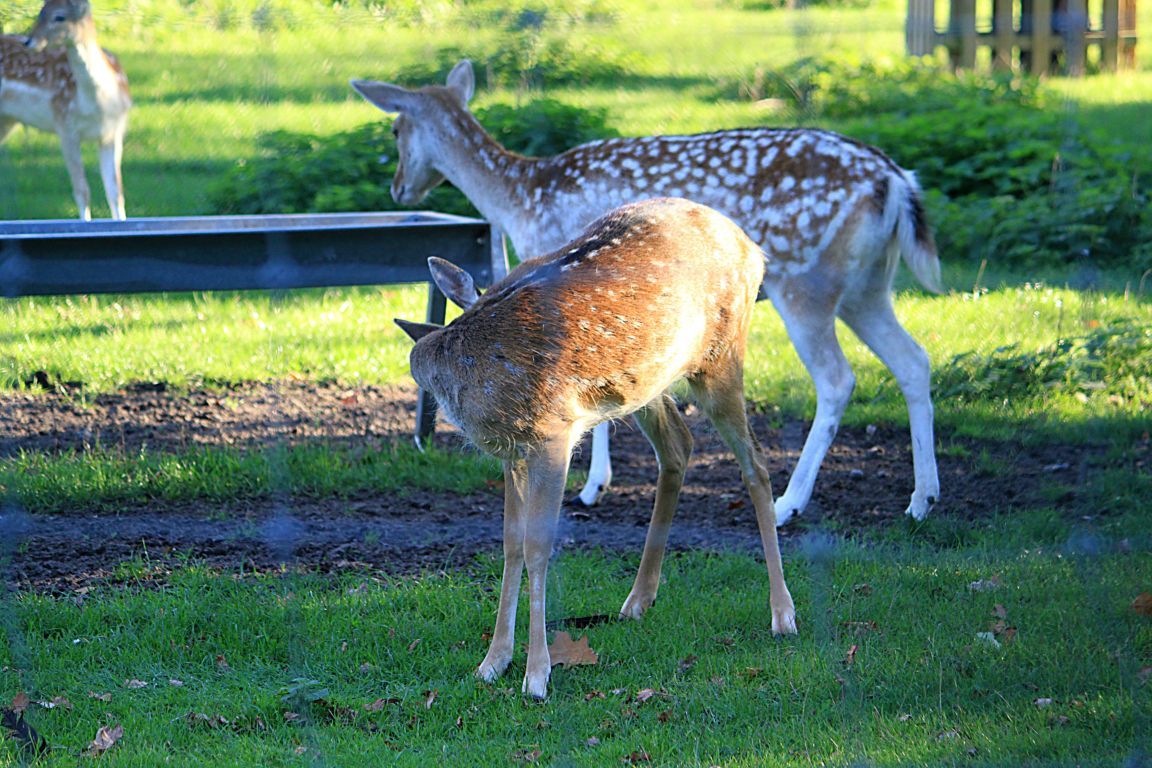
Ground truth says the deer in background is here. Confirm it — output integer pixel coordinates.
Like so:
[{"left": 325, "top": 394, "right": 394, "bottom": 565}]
[
  {"left": 397, "top": 198, "right": 796, "bottom": 698},
  {"left": 0, "top": 0, "right": 131, "bottom": 220},
  {"left": 353, "top": 60, "right": 942, "bottom": 525}
]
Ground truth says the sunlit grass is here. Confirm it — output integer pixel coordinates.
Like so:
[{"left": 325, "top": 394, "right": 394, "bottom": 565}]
[{"left": 0, "top": 543, "right": 1146, "bottom": 766}]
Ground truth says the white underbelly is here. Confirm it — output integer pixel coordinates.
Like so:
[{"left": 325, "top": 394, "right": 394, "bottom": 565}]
[{"left": 0, "top": 80, "right": 56, "bottom": 133}]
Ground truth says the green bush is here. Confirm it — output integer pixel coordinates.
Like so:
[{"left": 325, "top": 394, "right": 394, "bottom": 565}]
[
  {"left": 209, "top": 99, "right": 619, "bottom": 216},
  {"left": 936, "top": 320, "right": 1152, "bottom": 406}
]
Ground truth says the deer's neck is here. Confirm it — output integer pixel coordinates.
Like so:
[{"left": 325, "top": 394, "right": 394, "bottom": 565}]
[
  {"left": 63, "top": 22, "right": 122, "bottom": 102},
  {"left": 432, "top": 110, "right": 542, "bottom": 247}
]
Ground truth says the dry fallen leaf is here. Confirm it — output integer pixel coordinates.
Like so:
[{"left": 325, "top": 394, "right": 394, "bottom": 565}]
[
  {"left": 1132, "top": 593, "right": 1152, "bottom": 617},
  {"left": 677, "top": 655, "right": 698, "bottom": 673},
  {"left": 408, "top": 639, "right": 422, "bottom": 652},
  {"left": 88, "top": 691, "right": 112, "bottom": 703},
  {"left": 169, "top": 679, "right": 184, "bottom": 687},
  {"left": 89, "top": 723, "right": 124, "bottom": 756},
  {"left": 124, "top": 679, "right": 148, "bottom": 690},
  {"left": 657, "top": 709, "right": 673, "bottom": 723},
  {"left": 364, "top": 697, "right": 399, "bottom": 711},
  {"left": 634, "top": 688, "right": 659, "bottom": 704},
  {"left": 423, "top": 690, "right": 438, "bottom": 710},
  {"left": 37, "top": 696, "right": 72, "bottom": 711},
  {"left": 1034, "top": 697, "right": 1053, "bottom": 708},
  {"left": 215, "top": 654, "right": 230, "bottom": 671},
  {"left": 844, "top": 644, "right": 858, "bottom": 666},
  {"left": 512, "top": 748, "right": 542, "bottom": 763},
  {"left": 992, "top": 604, "right": 1008, "bottom": 619},
  {"left": 548, "top": 632, "right": 599, "bottom": 668},
  {"left": 11, "top": 691, "right": 30, "bottom": 714},
  {"left": 624, "top": 749, "right": 651, "bottom": 764}
]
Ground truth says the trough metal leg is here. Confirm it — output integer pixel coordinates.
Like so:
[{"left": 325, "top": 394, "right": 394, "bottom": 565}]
[{"left": 415, "top": 281, "right": 447, "bottom": 450}]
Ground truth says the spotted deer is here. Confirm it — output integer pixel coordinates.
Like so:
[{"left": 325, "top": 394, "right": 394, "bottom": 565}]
[
  {"left": 353, "top": 59, "right": 943, "bottom": 525},
  {"left": 397, "top": 198, "right": 796, "bottom": 698},
  {"left": 0, "top": 0, "right": 131, "bottom": 220}
]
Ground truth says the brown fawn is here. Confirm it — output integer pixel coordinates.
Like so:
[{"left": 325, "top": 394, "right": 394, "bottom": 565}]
[
  {"left": 396, "top": 198, "right": 796, "bottom": 698},
  {"left": 353, "top": 60, "right": 942, "bottom": 524},
  {"left": 0, "top": 0, "right": 131, "bottom": 220}
]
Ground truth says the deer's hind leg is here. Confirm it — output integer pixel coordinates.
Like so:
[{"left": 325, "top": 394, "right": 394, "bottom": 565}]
[
  {"left": 690, "top": 361, "right": 797, "bottom": 635},
  {"left": 620, "top": 394, "right": 693, "bottom": 620}
]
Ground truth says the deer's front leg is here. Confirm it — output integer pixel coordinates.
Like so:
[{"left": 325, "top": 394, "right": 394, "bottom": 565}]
[
  {"left": 57, "top": 128, "right": 91, "bottom": 221},
  {"left": 98, "top": 135, "right": 126, "bottom": 221},
  {"left": 478, "top": 459, "right": 527, "bottom": 683},
  {"left": 521, "top": 438, "right": 571, "bottom": 699}
]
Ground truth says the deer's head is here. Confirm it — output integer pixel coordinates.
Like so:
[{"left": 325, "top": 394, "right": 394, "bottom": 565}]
[
  {"left": 351, "top": 61, "right": 476, "bottom": 207},
  {"left": 25, "top": 0, "right": 92, "bottom": 50}
]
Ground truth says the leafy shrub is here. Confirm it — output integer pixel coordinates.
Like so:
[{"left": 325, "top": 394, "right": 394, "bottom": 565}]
[
  {"left": 210, "top": 99, "right": 619, "bottom": 216},
  {"left": 936, "top": 320, "right": 1151, "bottom": 406}
]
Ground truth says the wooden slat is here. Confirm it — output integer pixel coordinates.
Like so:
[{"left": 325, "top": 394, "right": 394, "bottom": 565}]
[
  {"left": 1102, "top": 0, "right": 1121, "bottom": 70},
  {"left": 992, "top": 0, "right": 1016, "bottom": 69},
  {"left": 907, "top": 0, "right": 938, "bottom": 55},
  {"left": 1031, "top": 0, "right": 1054, "bottom": 73}
]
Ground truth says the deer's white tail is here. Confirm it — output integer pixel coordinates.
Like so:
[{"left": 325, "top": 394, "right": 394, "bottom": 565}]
[{"left": 888, "top": 170, "right": 943, "bottom": 294}]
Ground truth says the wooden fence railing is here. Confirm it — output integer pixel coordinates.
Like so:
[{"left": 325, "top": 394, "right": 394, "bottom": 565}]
[{"left": 907, "top": 0, "right": 1138, "bottom": 74}]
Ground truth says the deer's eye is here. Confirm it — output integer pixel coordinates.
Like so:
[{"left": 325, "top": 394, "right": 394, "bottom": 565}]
[{"left": 53, "top": 13, "right": 66, "bottom": 21}]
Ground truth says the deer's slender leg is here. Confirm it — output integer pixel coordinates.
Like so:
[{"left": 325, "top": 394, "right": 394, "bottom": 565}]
[
  {"left": 477, "top": 458, "right": 527, "bottom": 683},
  {"left": 692, "top": 363, "right": 796, "bottom": 636},
  {"left": 839, "top": 293, "right": 939, "bottom": 520},
  {"left": 98, "top": 134, "right": 125, "bottom": 220},
  {"left": 577, "top": 421, "right": 612, "bottom": 506},
  {"left": 620, "top": 395, "right": 693, "bottom": 619},
  {"left": 769, "top": 288, "right": 855, "bottom": 526},
  {"left": 57, "top": 128, "right": 91, "bottom": 221},
  {"left": 521, "top": 436, "right": 571, "bottom": 699}
]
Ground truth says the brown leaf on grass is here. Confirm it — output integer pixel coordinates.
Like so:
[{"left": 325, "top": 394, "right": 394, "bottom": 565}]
[
  {"left": 512, "top": 748, "right": 542, "bottom": 763},
  {"left": 37, "top": 696, "right": 72, "bottom": 711},
  {"left": 124, "top": 679, "right": 148, "bottom": 689},
  {"left": 88, "top": 692, "right": 112, "bottom": 703},
  {"left": 624, "top": 749, "right": 651, "bottom": 763},
  {"left": 584, "top": 690, "right": 606, "bottom": 701},
  {"left": 1034, "top": 697, "right": 1054, "bottom": 708},
  {"left": 1132, "top": 593, "right": 1152, "bottom": 617},
  {"left": 548, "top": 632, "right": 599, "bottom": 668},
  {"left": 634, "top": 688, "right": 660, "bottom": 704},
  {"left": 408, "top": 638, "right": 422, "bottom": 652},
  {"left": 739, "top": 667, "right": 763, "bottom": 680},
  {"left": 677, "top": 655, "right": 698, "bottom": 673},
  {"left": 186, "top": 712, "right": 229, "bottom": 729},
  {"left": 713, "top": 635, "right": 735, "bottom": 647},
  {"left": 423, "top": 690, "right": 438, "bottom": 709},
  {"left": 726, "top": 499, "right": 745, "bottom": 511},
  {"left": 657, "top": 709, "right": 673, "bottom": 724},
  {"left": 215, "top": 654, "right": 230, "bottom": 672},
  {"left": 992, "top": 604, "right": 1008, "bottom": 619},
  {"left": 844, "top": 644, "right": 858, "bottom": 666},
  {"left": 88, "top": 723, "right": 124, "bottom": 756},
  {"left": 853, "top": 583, "right": 874, "bottom": 596},
  {"left": 364, "top": 698, "right": 400, "bottom": 712},
  {"left": 168, "top": 679, "right": 184, "bottom": 687},
  {"left": 10, "top": 692, "right": 29, "bottom": 714}
]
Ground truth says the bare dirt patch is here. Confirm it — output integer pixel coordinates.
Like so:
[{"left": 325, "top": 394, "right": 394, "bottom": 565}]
[{"left": 0, "top": 381, "right": 1115, "bottom": 592}]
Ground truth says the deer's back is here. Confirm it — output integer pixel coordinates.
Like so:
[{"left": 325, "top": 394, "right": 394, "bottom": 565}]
[
  {"left": 410, "top": 198, "right": 763, "bottom": 456},
  {"left": 527, "top": 128, "right": 902, "bottom": 278}
]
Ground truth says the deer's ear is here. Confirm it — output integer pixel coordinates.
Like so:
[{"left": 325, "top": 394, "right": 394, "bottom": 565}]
[
  {"left": 395, "top": 318, "right": 442, "bottom": 342},
  {"left": 428, "top": 256, "right": 481, "bottom": 309},
  {"left": 445, "top": 60, "right": 475, "bottom": 105},
  {"left": 351, "top": 80, "right": 417, "bottom": 114}
]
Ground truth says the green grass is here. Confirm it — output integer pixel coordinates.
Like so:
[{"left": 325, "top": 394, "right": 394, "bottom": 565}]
[{"left": 1, "top": 543, "right": 1147, "bottom": 766}]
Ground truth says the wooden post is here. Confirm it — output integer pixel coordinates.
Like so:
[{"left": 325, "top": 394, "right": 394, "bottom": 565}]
[
  {"left": 1065, "top": 0, "right": 1088, "bottom": 74},
  {"left": 907, "top": 0, "right": 937, "bottom": 56},
  {"left": 1119, "top": 0, "right": 1137, "bottom": 68},
  {"left": 949, "top": 0, "right": 979, "bottom": 68},
  {"left": 1102, "top": 0, "right": 1121, "bottom": 70},
  {"left": 992, "top": 0, "right": 1016, "bottom": 70},
  {"left": 1031, "top": 0, "right": 1054, "bottom": 74}
]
